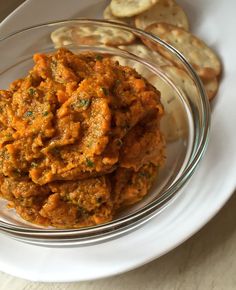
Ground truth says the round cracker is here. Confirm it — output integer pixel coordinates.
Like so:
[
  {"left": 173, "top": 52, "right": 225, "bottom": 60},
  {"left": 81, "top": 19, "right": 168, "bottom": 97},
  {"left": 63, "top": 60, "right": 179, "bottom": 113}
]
[
  {"left": 149, "top": 65, "right": 201, "bottom": 141},
  {"left": 110, "top": 0, "right": 159, "bottom": 17},
  {"left": 162, "top": 65, "right": 199, "bottom": 101},
  {"left": 51, "top": 24, "right": 135, "bottom": 47},
  {"left": 51, "top": 26, "right": 74, "bottom": 48},
  {"left": 103, "top": 5, "right": 134, "bottom": 26},
  {"left": 114, "top": 44, "right": 171, "bottom": 79},
  {"left": 145, "top": 23, "right": 221, "bottom": 80},
  {"left": 135, "top": 0, "right": 189, "bottom": 31},
  {"left": 71, "top": 25, "right": 135, "bottom": 46},
  {"left": 203, "top": 77, "right": 219, "bottom": 101},
  {"left": 119, "top": 44, "right": 171, "bottom": 66}
]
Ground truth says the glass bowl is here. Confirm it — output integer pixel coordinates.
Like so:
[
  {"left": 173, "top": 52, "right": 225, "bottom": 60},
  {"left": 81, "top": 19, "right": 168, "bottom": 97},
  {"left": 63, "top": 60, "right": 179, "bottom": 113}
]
[{"left": 0, "top": 19, "right": 210, "bottom": 246}]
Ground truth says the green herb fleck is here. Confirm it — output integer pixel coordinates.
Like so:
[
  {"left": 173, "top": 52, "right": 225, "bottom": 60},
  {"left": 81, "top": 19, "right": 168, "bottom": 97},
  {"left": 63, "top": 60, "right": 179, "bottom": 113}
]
[
  {"left": 51, "top": 59, "right": 57, "bottom": 68},
  {"left": 115, "top": 79, "right": 121, "bottom": 86},
  {"left": 30, "top": 162, "right": 38, "bottom": 168},
  {"left": 0, "top": 150, "right": 8, "bottom": 160},
  {"left": 13, "top": 168, "right": 22, "bottom": 176},
  {"left": 115, "top": 138, "right": 123, "bottom": 147},
  {"left": 79, "top": 99, "right": 91, "bottom": 108},
  {"left": 5, "top": 133, "right": 12, "bottom": 138},
  {"left": 87, "top": 140, "right": 93, "bottom": 148},
  {"left": 50, "top": 147, "right": 60, "bottom": 155},
  {"left": 96, "top": 196, "right": 103, "bottom": 203},
  {"left": 100, "top": 87, "right": 109, "bottom": 96},
  {"left": 42, "top": 111, "right": 48, "bottom": 116},
  {"left": 139, "top": 172, "right": 151, "bottom": 179},
  {"left": 86, "top": 158, "right": 94, "bottom": 168},
  {"left": 77, "top": 207, "right": 89, "bottom": 218},
  {"left": 71, "top": 99, "right": 91, "bottom": 110},
  {"left": 122, "top": 123, "right": 130, "bottom": 131},
  {"left": 95, "top": 54, "right": 103, "bottom": 61},
  {"left": 25, "top": 111, "right": 33, "bottom": 117},
  {"left": 28, "top": 88, "right": 36, "bottom": 96}
]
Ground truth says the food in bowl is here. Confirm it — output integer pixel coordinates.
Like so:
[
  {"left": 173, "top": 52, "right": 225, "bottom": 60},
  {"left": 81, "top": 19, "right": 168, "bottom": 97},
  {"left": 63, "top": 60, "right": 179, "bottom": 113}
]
[{"left": 0, "top": 48, "right": 165, "bottom": 228}]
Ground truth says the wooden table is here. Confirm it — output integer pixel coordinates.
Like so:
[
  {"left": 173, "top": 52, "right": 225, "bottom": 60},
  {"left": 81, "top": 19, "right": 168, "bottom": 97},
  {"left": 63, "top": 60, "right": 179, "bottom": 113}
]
[{"left": 0, "top": 1, "right": 236, "bottom": 289}]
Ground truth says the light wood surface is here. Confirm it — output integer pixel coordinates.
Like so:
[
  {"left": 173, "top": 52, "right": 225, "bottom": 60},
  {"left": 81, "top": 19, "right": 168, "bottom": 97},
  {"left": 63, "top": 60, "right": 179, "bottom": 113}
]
[{"left": 0, "top": 1, "right": 236, "bottom": 289}]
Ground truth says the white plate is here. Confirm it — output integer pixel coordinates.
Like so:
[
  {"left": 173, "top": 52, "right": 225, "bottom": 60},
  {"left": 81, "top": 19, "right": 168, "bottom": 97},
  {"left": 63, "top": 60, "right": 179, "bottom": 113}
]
[{"left": 0, "top": 0, "right": 236, "bottom": 283}]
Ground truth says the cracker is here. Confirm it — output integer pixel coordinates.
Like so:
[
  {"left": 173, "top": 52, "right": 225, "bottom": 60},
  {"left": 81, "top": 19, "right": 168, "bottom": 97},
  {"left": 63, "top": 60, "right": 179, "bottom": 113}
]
[
  {"left": 135, "top": 0, "right": 189, "bottom": 31},
  {"left": 114, "top": 44, "right": 170, "bottom": 79},
  {"left": 162, "top": 65, "right": 199, "bottom": 101},
  {"left": 103, "top": 5, "right": 134, "bottom": 26},
  {"left": 119, "top": 44, "right": 171, "bottom": 66},
  {"left": 149, "top": 65, "right": 201, "bottom": 141},
  {"left": 51, "top": 26, "right": 74, "bottom": 48},
  {"left": 203, "top": 77, "right": 219, "bottom": 101},
  {"left": 145, "top": 23, "right": 221, "bottom": 80},
  {"left": 51, "top": 24, "right": 135, "bottom": 47},
  {"left": 110, "top": 0, "right": 159, "bottom": 17}
]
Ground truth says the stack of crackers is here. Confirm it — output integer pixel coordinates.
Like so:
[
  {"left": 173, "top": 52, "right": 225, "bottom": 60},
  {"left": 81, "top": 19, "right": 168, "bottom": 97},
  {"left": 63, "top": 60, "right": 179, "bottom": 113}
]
[
  {"left": 105, "top": 0, "right": 222, "bottom": 101},
  {"left": 51, "top": 0, "right": 222, "bottom": 141},
  {"left": 103, "top": 0, "right": 222, "bottom": 141}
]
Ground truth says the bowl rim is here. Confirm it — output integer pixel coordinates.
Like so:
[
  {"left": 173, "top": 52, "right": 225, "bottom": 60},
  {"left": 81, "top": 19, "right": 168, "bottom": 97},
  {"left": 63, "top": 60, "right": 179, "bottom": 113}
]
[{"left": 0, "top": 19, "right": 211, "bottom": 243}]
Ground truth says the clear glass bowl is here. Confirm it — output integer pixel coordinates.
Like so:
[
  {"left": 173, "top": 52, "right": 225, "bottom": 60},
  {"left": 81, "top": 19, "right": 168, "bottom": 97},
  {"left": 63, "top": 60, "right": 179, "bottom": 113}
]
[{"left": 0, "top": 19, "right": 210, "bottom": 246}]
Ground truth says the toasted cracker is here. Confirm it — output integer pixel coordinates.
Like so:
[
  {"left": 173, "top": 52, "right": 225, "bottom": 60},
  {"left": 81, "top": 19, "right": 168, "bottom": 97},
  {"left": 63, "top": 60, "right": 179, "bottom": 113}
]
[
  {"left": 203, "top": 77, "right": 219, "bottom": 101},
  {"left": 110, "top": 0, "right": 159, "bottom": 17},
  {"left": 103, "top": 5, "right": 134, "bottom": 25},
  {"left": 135, "top": 0, "right": 189, "bottom": 31},
  {"left": 145, "top": 23, "right": 221, "bottom": 80},
  {"left": 162, "top": 65, "right": 199, "bottom": 100},
  {"left": 149, "top": 65, "right": 202, "bottom": 141},
  {"left": 115, "top": 44, "right": 171, "bottom": 79},
  {"left": 51, "top": 26, "right": 74, "bottom": 48},
  {"left": 71, "top": 25, "right": 135, "bottom": 46},
  {"left": 150, "top": 65, "right": 198, "bottom": 109},
  {"left": 119, "top": 44, "right": 171, "bottom": 66},
  {"left": 51, "top": 25, "right": 135, "bottom": 47}
]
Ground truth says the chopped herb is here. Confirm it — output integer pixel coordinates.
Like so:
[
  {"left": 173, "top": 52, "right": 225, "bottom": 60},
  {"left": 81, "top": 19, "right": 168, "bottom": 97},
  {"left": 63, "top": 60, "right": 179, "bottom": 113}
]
[
  {"left": 115, "top": 138, "right": 123, "bottom": 146},
  {"left": 28, "top": 88, "right": 36, "bottom": 96},
  {"left": 139, "top": 172, "right": 151, "bottom": 179},
  {"left": 122, "top": 123, "right": 130, "bottom": 131},
  {"left": 77, "top": 207, "right": 89, "bottom": 218},
  {"left": 25, "top": 111, "right": 33, "bottom": 117},
  {"left": 86, "top": 158, "right": 94, "bottom": 168},
  {"left": 51, "top": 59, "right": 57, "bottom": 68},
  {"left": 42, "top": 111, "right": 48, "bottom": 116},
  {"left": 13, "top": 168, "right": 22, "bottom": 176},
  {"left": 71, "top": 99, "right": 91, "bottom": 110},
  {"left": 50, "top": 147, "right": 60, "bottom": 155},
  {"left": 115, "top": 79, "right": 121, "bottom": 86},
  {"left": 79, "top": 99, "right": 91, "bottom": 108},
  {"left": 87, "top": 140, "right": 93, "bottom": 148},
  {"left": 100, "top": 87, "right": 109, "bottom": 96},
  {"left": 0, "top": 150, "right": 8, "bottom": 160},
  {"left": 30, "top": 162, "right": 38, "bottom": 168},
  {"left": 95, "top": 54, "right": 103, "bottom": 61},
  {"left": 96, "top": 196, "right": 103, "bottom": 203},
  {"left": 5, "top": 133, "right": 12, "bottom": 138}
]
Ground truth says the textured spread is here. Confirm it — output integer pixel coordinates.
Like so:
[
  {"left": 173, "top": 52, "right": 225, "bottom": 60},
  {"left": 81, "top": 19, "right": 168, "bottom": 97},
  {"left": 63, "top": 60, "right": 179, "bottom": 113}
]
[{"left": 0, "top": 48, "right": 165, "bottom": 228}]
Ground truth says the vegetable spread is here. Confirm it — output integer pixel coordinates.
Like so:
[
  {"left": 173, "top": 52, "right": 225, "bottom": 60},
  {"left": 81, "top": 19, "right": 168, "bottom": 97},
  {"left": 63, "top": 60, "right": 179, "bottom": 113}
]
[{"left": 0, "top": 48, "right": 165, "bottom": 228}]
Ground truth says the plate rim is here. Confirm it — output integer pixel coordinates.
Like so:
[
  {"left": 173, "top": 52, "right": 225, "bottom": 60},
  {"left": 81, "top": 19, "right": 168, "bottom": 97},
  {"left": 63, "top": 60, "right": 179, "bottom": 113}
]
[{"left": 0, "top": 0, "right": 235, "bottom": 282}]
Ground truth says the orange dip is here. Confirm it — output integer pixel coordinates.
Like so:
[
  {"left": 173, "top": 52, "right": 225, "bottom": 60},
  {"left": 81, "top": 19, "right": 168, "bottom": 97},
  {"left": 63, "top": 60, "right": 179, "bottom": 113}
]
[{"left": 0, "top": 48, "right": 165, "bottom": 228}]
